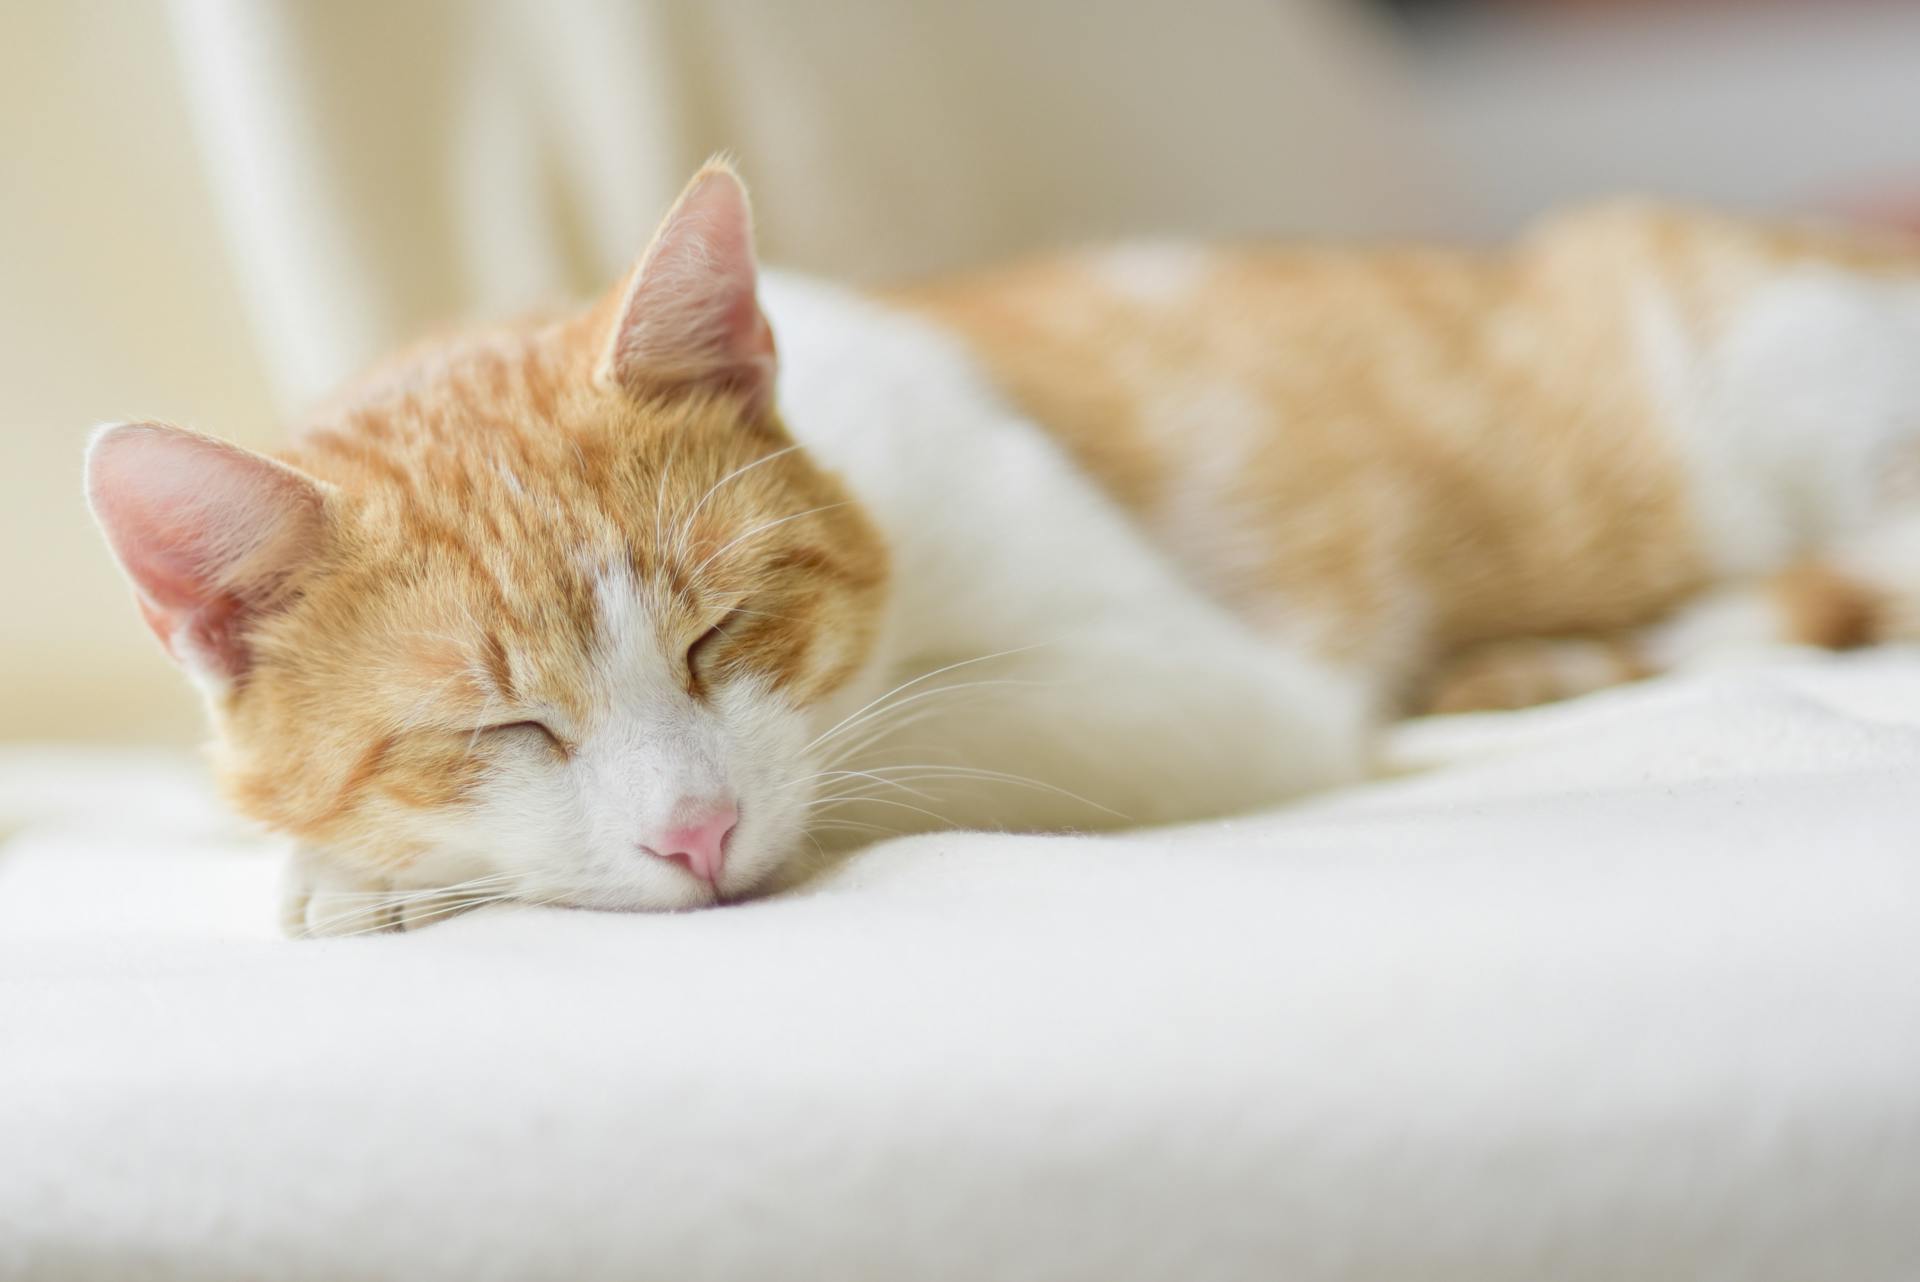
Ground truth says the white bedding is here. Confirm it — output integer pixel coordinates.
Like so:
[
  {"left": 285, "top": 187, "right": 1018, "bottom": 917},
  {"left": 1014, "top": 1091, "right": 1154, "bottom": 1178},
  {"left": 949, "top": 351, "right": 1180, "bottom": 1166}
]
[{"left": 3, "top": 652, "right": 1918, "bottom": 1281}]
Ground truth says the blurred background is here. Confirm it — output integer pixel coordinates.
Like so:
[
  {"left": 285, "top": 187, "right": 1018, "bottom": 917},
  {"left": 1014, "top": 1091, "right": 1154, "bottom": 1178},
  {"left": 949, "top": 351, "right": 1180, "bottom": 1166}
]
[{"left": 4, "top": 0, "right": 1919, "bottom": 746}]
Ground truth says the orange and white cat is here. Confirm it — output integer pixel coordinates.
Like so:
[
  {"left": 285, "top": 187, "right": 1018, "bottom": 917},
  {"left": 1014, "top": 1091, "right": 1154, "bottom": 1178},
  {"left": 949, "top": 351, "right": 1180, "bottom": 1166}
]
[{"left": 87, "top": 162, "right": 1920, "bottom": 935}]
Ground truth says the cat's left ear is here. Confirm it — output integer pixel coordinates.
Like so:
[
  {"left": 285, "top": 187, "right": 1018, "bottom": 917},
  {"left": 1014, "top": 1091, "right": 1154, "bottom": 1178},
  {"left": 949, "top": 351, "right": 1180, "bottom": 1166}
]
[{"left": 596, "top": 160, "right": 777, "bottom": 414}]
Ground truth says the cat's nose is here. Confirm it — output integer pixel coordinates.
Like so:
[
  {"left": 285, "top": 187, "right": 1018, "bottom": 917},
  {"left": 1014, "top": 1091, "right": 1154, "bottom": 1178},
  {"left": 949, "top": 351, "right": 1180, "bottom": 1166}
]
[{"left": 638, "top": 801, "right": 738, "bottom": 886}]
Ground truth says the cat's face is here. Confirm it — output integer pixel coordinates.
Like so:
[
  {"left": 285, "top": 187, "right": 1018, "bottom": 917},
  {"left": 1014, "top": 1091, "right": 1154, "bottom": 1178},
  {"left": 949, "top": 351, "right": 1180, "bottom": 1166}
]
[{"left": 87, "top": 164, "right": 889, "bottom": 915}]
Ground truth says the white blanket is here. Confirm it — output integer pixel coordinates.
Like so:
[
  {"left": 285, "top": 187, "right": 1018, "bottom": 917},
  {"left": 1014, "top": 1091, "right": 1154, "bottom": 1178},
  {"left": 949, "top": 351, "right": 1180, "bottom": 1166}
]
[{"left": 3, "top": 653, "right": 1918, "bottom": 1281}]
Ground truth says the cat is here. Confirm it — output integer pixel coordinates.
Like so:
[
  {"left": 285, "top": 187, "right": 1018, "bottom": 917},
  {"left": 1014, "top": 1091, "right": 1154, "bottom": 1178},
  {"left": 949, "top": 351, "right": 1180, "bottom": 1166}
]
[{"left": 86, "top": 161, "right": 1920, "bottom": 936}]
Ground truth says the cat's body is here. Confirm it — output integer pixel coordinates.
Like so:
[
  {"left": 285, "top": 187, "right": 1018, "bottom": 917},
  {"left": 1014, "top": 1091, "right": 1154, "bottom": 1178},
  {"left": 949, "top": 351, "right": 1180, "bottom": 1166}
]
[
  {"left": 738, "top": 270, "right": 1375, "bottom": 835},
  {"left": 900, "top": 205, "right": 1920, "bottom": 700},
  {"left": 86, "top": 167, "right": 1920, "bottom": 934}
]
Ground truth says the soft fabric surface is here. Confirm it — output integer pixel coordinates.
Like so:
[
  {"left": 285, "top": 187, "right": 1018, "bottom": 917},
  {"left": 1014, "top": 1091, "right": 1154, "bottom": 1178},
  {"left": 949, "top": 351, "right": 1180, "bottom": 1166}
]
[{"left": 3, "top": 653, "right": 1918, "bottom": 1281}]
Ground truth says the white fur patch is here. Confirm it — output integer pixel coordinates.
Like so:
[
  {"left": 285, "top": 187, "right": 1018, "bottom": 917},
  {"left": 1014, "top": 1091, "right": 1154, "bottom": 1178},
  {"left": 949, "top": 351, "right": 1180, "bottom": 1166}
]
[
  {"left": 1089, "top": 243, "right": 1214, "bottom": 306},
  {"left": 762, "top": 272, "right": 1375, "bottom": 825},
  {"left": 1644, "top": 269, "right": 1920, "bottom": 574},
  {"left": 1642, "top": 586, "right": 1798, "bottom": 672}
]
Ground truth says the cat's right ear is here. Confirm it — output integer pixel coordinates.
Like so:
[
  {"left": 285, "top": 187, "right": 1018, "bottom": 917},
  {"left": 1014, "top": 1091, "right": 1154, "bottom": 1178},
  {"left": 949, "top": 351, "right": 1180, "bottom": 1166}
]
[
  {"left": 85, "top": 422, "right": 330, "bottom": 690},
  {"left": 594, "top": 161, "right": 778, "bottom": 414}
]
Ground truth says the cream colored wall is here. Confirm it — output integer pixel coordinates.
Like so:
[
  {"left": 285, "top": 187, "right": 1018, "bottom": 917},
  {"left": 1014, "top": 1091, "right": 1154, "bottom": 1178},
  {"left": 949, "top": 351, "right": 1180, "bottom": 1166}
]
[{"left": 0, "top": 2, "right": 278, "bottom": 743}]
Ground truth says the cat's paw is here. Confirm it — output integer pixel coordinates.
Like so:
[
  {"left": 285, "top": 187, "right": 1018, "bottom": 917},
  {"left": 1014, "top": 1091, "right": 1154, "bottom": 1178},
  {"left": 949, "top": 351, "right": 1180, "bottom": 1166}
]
[
  {"left": 281, "top": 850, "right": 393, "bottom": 938},
  {"left": 281, "top": 849, "right": 483, "bottom": 938},
  {"left": 1420, "top": 637, "right": 1643, "bottom": 715}
]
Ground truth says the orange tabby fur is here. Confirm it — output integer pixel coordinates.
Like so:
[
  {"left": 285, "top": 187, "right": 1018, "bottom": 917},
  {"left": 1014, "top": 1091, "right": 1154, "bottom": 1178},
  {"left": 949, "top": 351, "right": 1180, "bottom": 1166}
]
[{"left": 899, "top": 203, "right": 1920, "bottom": 706}]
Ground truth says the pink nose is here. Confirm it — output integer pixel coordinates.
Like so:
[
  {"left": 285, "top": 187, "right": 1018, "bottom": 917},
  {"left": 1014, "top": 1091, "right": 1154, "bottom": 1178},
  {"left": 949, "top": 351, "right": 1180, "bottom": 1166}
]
[{"left": 642, "top": 802, "right": 738, "bottom": 886}]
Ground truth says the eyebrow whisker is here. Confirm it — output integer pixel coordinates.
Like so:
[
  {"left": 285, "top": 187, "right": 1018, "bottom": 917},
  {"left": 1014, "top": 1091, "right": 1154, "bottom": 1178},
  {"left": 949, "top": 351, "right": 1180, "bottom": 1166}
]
[
  {"left": 672, "top": 442, "right": 803, "bottom": 558},
  {"left": 686, "top": 501, "right": 851, "bottom": 584}
]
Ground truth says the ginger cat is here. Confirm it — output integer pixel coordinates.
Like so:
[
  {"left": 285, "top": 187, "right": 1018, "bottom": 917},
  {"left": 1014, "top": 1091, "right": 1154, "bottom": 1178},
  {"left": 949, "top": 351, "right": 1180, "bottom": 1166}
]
[{"left": 86, "top": 162, "right": 1920, "bottom": 935}]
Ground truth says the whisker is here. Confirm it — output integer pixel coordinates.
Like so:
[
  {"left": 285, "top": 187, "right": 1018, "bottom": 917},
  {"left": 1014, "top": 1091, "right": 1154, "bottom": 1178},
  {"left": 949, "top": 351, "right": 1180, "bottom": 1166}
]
[
  {"left": 801, "top": 794, "right": 958, "bottom": 827},
  {"left": 298, "top": 872, "right": 524, "bottom": 934},
  {"left": 326, "top": 893, "right": 515, "bottom": 939},
  {"left": 806, "top": 678, "right": 1052, "bottom": 766},
  {"left": 325, "top": 876, "right": 594, "bottom": 938},
  {"left": 389, "top": 665, "right": 483, "bottom": 730},
  {"left": 460, "top": 689, "right": 506, "bottom": 769},
  {"left": 312, "top": 873, "right": 522, "bottom": 904},
  {"left": 826, "top": 679, "right": 1073, "bottom": 764},
  {"left": 673, "top": 442, "right": 802, "bottom": 556},
  {"left": 797, "top": 768, "right": 941, "bottom": 802},
  {"left": 824, "top": 764, "right": 1130, "bottom": 821},
  {"left": 807, "top": 818, "right": 905, "bottom": 837},
  {"left": 653, "top": 427, "right": 689, "bottom": 554},
  {"left": 316, "top": 888, "right": 519, "bottom": 937},
  {"left": 802, "top": 644, "right": 1055, "bottom": 756},
  {"left": 720, "top": 606, "right": 812, "bottom": 626},
  {"left": 687, "top": 502, "right": 851, "bottom": 583}
]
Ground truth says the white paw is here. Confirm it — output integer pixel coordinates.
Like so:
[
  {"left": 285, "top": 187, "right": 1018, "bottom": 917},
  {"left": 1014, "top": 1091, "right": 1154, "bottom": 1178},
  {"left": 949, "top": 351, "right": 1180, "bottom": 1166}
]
[{"left": 280, "top": 848, "right": 487, "bottom": 938}]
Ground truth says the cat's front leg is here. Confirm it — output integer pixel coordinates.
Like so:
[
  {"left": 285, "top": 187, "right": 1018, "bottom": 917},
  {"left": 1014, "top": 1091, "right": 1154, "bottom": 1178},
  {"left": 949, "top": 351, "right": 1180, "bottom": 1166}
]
[
  {"left": 281, "top": 846, "right": 481, "bottom": 938},
  {"left": 282, "top": 846, "right": 394, "bottom": 937}
]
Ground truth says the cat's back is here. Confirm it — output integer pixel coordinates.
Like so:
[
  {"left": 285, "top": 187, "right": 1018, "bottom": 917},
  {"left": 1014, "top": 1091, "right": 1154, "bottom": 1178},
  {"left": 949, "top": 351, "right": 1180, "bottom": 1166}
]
[{"left": 894, "top": 204, "right": 1920, "bottom": 669}]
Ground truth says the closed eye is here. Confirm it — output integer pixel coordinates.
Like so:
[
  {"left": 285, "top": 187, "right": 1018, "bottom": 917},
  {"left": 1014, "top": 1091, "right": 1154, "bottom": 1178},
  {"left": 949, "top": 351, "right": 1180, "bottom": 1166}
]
[
  {"left": 687, "top": 611, "right": 742, "bottom": 674},
  {"left": 484, "top": 719, "right": 569, "bottom": 755}
]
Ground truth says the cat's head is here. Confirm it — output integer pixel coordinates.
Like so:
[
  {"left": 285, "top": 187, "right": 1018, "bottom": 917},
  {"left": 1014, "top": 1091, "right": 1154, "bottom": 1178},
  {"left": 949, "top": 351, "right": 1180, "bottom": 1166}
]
[{"left": 86, "top": 163, "right": 890, "bottom": 917}]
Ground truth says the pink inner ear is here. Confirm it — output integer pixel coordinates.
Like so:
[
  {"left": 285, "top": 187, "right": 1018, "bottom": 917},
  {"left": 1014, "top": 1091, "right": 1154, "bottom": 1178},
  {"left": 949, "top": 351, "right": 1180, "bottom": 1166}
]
[
  {"left": 602, "top": 165, "right": 778, "bottom": 409},
  {"left": 87, "top": 423, "right": 325, "bottom": 682}
]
